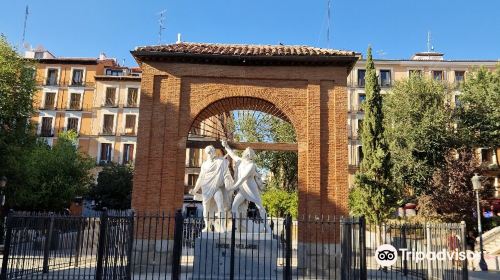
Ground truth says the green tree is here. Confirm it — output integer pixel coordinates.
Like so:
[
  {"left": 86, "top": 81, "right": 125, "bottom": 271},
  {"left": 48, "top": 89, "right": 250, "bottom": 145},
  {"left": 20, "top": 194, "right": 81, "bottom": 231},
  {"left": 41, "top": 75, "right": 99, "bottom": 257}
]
[
  {"left": 90, "top": 163, "right": 133, "bottom": 210},
  {"left": 349, "top": 46, "right": 398, "bottom": 225},
  {"left": 417, "top": 149, "right": 489, "bottom": 228},
  {"left": 0, "top": 35, "right": 37, "bottom": 183},
  {"left": 233, "top": 114, "right": 298, "bottom": 191},
  {"left": 384, "top": 74, "right": 455, "bottom": 195},
  {"left": 456, "top": 66, "right": 500, "bottom": 155},
  {"left": 7, "top": 131, "right": 95, "bottom": 211},
  {"left": 261, "top": 187, "right": 298, "bottom": 218}
]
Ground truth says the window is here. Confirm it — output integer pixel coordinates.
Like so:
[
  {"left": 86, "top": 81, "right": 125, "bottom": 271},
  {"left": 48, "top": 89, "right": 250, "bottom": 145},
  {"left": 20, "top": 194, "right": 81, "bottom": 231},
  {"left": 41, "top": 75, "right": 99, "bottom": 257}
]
[
  {"left": 480, "top": 148, "right": 492, "bottom": 164},
  {"left": 105, "top": 88, "right": 117, "bottom": 106},
  {"left": 40, "top": 117, "right": 53, "bottom": 136},
  {"left": 124, "top": 115, "right": 137, "bottom": 135},
  {"left": 46, "top": 68, "right": 58, "bottom": 86},
  {"left": 433, "top": 70, "right": 444, "bottom": 81},
  {"left": 66, "top": 117, "right": 79, "bottom": 132},
  {"left": 358, "top": 93, "right": 366, "bottom": 111},
  {"left": 187, "top": 174, "right": 199, "bottom": 187},
  {"left": 357, "top": 69, "right": 366, "bottom": 87},
  {"left": 455, "top": 71, "right": 465, "bottom": 83},
  {"left": 43, "top": 92, "right": 56, "bottom": 109},
  {"left": 102, "top": 114, "right": 115, "bottom": 134},
  {"left": 100, "top": 143, "right": 112, "bottom": 164},
  {"left": 127, "top": 88, "right": 139, "bottom": 107},
  {"left": 71, "top": 69, "right": 84, "bottom": 86},
  {"left": 34, "top": 52, "right": 44, "bottom": 59},
  {"left": 380, "top": 70, "right": 391, "bottom": 87},
  {"left": 409, "top": 70, "right": 422, "bottom": 77},
  {"left": 188, "top": 149, "right": 201, "bottom": 167},
  {"left": 357, "top": 146, "right": 364, "bottom": 165},
  {"left": 105, "top": 69, "right": 123, "bottom": 76},
  {"left": 69, "top": 93, "right": 82, "bottom": 110},
  {"left": 122, "top": 144, "right": 135, "bottom": 164}
]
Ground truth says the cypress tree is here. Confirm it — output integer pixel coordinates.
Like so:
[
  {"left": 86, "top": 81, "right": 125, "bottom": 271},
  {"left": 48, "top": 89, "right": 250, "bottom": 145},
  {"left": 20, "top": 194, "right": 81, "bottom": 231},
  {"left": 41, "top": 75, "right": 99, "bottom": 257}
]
[
  {"left": 349, "top": 46, "right": 398, "bottom": 226},
  {"left": 359, "top": 46, "right": 391, "bottom": 181}
]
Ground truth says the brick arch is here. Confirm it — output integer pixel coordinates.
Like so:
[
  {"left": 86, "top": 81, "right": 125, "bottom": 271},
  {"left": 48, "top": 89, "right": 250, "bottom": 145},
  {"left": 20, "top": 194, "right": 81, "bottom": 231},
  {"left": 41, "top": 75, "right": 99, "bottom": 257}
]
[
  {"left": 180, "top": 82, "right": 307, "bottom": 143},
  {"left": 132, "top": 62, "right": 351, "bottom": 220},
  {"left": 188, "top": 96, "right": 295, "bottom": 140}
]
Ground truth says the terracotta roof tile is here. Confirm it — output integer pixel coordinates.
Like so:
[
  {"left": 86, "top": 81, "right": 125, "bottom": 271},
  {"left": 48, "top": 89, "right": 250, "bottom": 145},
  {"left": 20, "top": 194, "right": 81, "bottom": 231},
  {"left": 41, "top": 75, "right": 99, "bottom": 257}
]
[{"left": 134, "top": 42, "right": 355, "bottom": 57}]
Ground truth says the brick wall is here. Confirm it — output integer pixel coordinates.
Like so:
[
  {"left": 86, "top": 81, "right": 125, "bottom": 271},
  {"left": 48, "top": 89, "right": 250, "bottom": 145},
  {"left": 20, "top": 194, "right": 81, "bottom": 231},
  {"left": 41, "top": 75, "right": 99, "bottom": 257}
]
[{"left": 132, "top": 62, "right": 350, "bottom": 218}]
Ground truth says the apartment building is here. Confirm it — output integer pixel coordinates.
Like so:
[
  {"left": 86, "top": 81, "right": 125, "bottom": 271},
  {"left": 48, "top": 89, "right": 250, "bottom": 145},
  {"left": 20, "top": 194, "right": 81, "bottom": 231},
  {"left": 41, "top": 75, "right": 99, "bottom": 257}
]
[
  {"left": 90, "top": 66, "right": 141, "bottom": 165},
  {"left": 346, "top": 51, "right": 499, "bottom": 192},
  {"left": 26, "top": 47, "right": 117, "bottom": 152}
]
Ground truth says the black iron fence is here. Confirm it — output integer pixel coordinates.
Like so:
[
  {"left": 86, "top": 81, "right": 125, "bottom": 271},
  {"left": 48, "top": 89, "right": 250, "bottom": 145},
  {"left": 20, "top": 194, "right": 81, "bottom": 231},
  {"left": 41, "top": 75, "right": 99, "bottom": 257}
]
[{"left": 0, "top": 210, "right": 467, "bottom": 280}]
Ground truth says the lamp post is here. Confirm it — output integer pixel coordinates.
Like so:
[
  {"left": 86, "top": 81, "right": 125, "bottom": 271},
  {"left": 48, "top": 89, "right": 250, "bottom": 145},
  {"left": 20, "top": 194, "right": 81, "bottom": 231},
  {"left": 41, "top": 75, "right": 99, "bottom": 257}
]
[
  {"left": 471, "top": 173, "right": 488, "bottom": 271},
  {"left": 0, "top": 176, "right": 6, "bottom": 205},
  {"left": 0, "top": 176, "right": 6, "bottom": 245}
]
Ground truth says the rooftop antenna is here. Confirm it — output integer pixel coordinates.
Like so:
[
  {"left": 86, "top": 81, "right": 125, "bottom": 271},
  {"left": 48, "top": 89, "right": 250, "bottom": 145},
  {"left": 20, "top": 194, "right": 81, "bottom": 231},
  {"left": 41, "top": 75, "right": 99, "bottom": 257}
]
[
  {"left": 427, "top": 31, "right": 432, "bottom": 53},
  {"left": 21, "top": 5, "right": 29, "bottom": 48},
  {"left": 326, "top": 0, "right": 331, "bottom": 48},
  {"left": 158, "top": 9, "right": 167, "bottom": 44}
]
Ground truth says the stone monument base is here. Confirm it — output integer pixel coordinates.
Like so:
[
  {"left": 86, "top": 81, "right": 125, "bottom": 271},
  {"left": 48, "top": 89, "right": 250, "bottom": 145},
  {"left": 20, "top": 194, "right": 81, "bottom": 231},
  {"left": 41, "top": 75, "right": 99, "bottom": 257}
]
[{"left": 192, "top": 232, "right": 278, "bottom": 279}]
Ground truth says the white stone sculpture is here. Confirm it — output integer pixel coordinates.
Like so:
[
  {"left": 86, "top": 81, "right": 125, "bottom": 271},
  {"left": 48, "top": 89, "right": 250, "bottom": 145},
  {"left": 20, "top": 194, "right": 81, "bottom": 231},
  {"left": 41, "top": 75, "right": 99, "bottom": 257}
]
[
  {"left": 189, "top": 145, "right": 233, "bottom": 232},
  {"left": 221, "top": 140, "right": 270, "bottom": 232}
]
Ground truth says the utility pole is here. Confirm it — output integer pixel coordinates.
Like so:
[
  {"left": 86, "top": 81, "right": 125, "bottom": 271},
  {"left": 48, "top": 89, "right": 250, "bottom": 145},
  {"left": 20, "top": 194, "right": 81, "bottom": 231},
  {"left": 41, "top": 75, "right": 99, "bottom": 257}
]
[
  {"left": 21, "top": 5, "right": 29, "bottom": 48},
  {"left": 158, "top": 9, "right": 166, "bottom": 44},
  {"left": 326, "top": 0, "right": 331, "bottom": 48}
]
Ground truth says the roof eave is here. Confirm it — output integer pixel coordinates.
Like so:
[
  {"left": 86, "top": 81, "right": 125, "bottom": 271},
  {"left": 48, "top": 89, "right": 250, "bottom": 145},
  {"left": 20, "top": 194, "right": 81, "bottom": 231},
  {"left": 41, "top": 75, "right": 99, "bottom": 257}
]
[{"left": 130, "top": 50, "right": 358, "bottom": 68}]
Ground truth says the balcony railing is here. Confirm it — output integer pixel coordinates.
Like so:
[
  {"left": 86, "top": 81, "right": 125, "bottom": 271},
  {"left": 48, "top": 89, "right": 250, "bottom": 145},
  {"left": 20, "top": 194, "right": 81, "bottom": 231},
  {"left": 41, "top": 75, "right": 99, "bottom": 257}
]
[
  {"left": 126, "top": 101, "right": 138, "bottom": 107},
  {"left": 103, "top": 99, "right": 117, "bottom": 107},
  {"left": 123, "top": 128, "right": 136, "bottom": 136},
  {"left": 69, "top": 81, "right": 85, "bottom": 87},
  {"left": 100, "top": 127, "right": 115, "bottom": 135},
  {"left": 44, "top": 80, "right": 59, "bottom": 86},
  {"left": 40, "top": 104, "right": 56, "bottom": 110},
  {"left": 68, "top": 100, "right": 82, "bottom": 110},
  {"left": 40, "top": 128, "right": 53, "bottom": 137}
]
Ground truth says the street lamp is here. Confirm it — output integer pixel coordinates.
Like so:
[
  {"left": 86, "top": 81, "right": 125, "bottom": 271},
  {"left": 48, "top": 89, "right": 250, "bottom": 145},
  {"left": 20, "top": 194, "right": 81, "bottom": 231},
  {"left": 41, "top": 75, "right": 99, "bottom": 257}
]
[
  {"left": 471, "top": 173, "right": 488, "bottom": 271},
  {"left": 0, "top": 176, "right": 6, "bottom": 206}
]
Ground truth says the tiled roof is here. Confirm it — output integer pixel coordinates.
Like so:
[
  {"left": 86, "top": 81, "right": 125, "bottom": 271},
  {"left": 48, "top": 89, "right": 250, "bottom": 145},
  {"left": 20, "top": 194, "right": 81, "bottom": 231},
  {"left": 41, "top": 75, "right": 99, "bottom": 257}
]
[{"left": 134, "top": 42, "right": 356, "bottom": 57}]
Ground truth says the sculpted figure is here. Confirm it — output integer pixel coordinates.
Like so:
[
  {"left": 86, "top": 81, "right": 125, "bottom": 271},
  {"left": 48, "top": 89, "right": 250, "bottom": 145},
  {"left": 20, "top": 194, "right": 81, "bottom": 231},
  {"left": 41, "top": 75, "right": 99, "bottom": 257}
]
[
  {"left": 221, "top": 140, "right": 270, "bottom": 232},
  {"left": 189, "top": 145, "right": 233, "bottom": 232}
]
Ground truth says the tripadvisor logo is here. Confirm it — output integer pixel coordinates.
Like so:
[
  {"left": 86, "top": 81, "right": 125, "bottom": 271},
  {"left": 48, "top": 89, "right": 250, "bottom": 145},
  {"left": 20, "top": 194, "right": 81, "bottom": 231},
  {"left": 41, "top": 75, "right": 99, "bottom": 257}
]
[
  {"left": 375, "top": 244, "right": 398, "bottom": 267},
  {"left": 375, "top": 244, "right": 481, "bottom": 267}
]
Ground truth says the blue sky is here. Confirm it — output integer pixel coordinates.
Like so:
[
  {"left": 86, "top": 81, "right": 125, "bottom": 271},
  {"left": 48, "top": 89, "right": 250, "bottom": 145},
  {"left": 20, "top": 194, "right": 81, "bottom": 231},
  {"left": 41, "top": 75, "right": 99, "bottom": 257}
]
[{"left": 1, "top": 0, "right": 499, "bottom": 66}]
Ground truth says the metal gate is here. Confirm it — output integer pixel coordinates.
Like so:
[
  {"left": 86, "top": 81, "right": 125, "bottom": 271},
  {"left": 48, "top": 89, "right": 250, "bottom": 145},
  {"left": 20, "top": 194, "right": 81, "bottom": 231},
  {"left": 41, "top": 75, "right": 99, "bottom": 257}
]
[
  {"left": 0, "top": 210, "right": 133, "bottom": 280},
  {"left": 0, "top": 210, "right": 467, "bottom": 280}
]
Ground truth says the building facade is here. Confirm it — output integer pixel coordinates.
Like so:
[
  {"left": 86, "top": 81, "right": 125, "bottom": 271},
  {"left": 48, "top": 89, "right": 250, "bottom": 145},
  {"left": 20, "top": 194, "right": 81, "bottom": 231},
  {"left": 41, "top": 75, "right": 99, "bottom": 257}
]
[
  {"left": 90, "top": 67, "right": 141, "bottom": 165},
  {"left": 346, "top": 51, "right": 499, "bottom": 193},
  {"left": 27, "top": 48, "right": 116, "bottom": 152}
]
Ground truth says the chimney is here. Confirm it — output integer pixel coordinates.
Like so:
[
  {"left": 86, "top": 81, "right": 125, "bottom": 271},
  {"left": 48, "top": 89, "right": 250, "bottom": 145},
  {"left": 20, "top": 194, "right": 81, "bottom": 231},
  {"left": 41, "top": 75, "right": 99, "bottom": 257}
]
[{"left": 176, "top": 33, "right": 182, "bottom": 44}]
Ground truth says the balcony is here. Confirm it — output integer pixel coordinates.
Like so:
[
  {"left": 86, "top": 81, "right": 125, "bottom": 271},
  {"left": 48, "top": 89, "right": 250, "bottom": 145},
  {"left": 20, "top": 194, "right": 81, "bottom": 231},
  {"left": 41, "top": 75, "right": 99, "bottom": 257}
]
[
  {"left": 67, "top": 100, "right": 82, "bottom": 110},
  {"left": 100, "top": 127, "right": 115, "bottom": 136},
  {"left": 69, "top": 82, "right": 85, "bottom": 87},
  {"left": 125, "top": 101, "right": 138, "bottom": 108},
  {"left": 40, "top": 104, "right": 56, "bottom": 110},
  {"left": 122, "top": 128, "right": 137, "bottom": 136},
  {"left": 44, "top": 80, "right": 59, "bottom": 87},
  {"left": 348, "top": 104, "right": 364, "bottom": 113},
  {"left": 103, "top": 99, "right": 117, "bottom": 108},
  {"left": 40, "top": 128, "right": 54, "bottom": 137}
]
